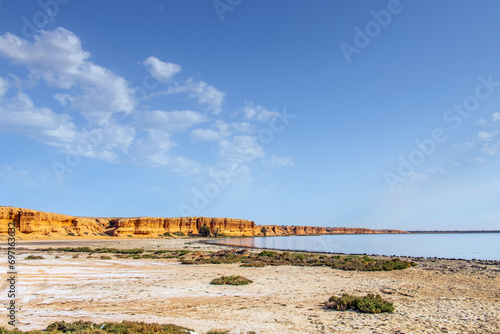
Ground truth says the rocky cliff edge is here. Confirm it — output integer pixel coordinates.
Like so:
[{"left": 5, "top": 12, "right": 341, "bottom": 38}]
[{"left": 0, "top": 206, "right": 407, "bottom": 238}]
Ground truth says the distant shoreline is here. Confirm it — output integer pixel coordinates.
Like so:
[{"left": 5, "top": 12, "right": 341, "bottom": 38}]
[{"left": 408, "top": 230, "right": 500, "bottom": 234}]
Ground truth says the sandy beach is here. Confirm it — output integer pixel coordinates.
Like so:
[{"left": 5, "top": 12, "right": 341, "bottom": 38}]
[{"left": 1, "top": 238, "right": 499, "bottom": 334}]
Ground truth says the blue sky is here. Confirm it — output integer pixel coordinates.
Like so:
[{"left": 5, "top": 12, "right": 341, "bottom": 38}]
[{"left": 1, "top": 0, "right": 500, "bottom": 230}]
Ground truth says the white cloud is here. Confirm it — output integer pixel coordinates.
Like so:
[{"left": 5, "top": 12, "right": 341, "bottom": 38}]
[
  {"left": 478, "top": 131, "right": 498, "bottom": 141},
  {"left": 130, "top": 129, "right": 201, "bottom": 175},
  {"left": 218, "top": 135, "right": 265, "bottom": 163},
  {"left": 138, "top": 110, "right": 206, "bottom": 132},
  {"left": 266, "top": 154, "right": 294, "bottom": 167},
  {"left": 475, "top": 117, "right": 489, "bottom": 126},
  {"left": 0, "top": 88, "right": 136, "bottom": 162},
  {"left": 191, "top": 128, "right": 221, "bottom": 141},
  {"left": 493, "top": 113, "right": 500, "bottom": 122},
  {"left": 0, "top": 90, "right": 77, "bottom": 147},
  {"left": 481, "top": 142, "right": 499, "bottom": 155},
  {"left": 430, "top": 168, "right": 445, "bottom": 174},
  {"left": 143, "top": 56, "right": 181, "bottom": 82},
  {"left": 53, "top": 93, "right": 72, "bottom": 106},
  {"left": 0, "top": 28, "right": 287, "bottom": 183},
  {"left": 0, "top": 77, "right": 9, "bottom": 97},
  {"left": 241, "top": 101, "right": 280, "bottom": 122},
  {"left": 0, "top": 28, "right": 136, "bottom": 124},
  {"left": 166, "top": 78, "right": 225, "bottom": 114}
]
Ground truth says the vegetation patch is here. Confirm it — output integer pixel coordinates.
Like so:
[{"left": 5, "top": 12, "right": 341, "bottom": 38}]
[
  {"left": 0, "top": 320, "right": 194, "bottom": 333},
  {"left": 325, "top": 293, "right": 394, "bottom": 313},
  {"left": 182, "top": 249, "right": 416, "bottom": 271},
  {"left": 99, "top": 255, "right": 112, "bottom": 260},
  {"left": 25, "top": 255, "right": 45, "bottom": 260},
  {"left": 172, "top": 231, "right": 185, "bottom": 236},
  {"left": 30, "top": 247, "right": 414, "bottom": 272},
  {"left": 199, "top": 223, "right": 211, "bottom": 237},
  {"left": 211, "top": 275, "right": 253, "bottom": 285}
]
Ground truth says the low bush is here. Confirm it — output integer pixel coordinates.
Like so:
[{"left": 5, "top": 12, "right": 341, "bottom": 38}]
[
  {"left": 325, "top": 293, "right": 394, "bottom": 314},
  {"left": 0, "top": 320, "right": 193, "bottom": 333},
  {"left": 25, "top": 255, "right": 45, "bottom": 260},
  {"left": 211, "top": 275, "right": 253, "bottom": 285},
  {"left": 199, "top": 223, "right": 211, "bottom": 237},
  {"left": 173, "top": 231, "right": 185, "bottom": 236},
  {"left": 99, "top": 255, "right": 112, "bottom": 260},
  {"left": 240, "top": 261, "right": 265, "bottom": 267}
]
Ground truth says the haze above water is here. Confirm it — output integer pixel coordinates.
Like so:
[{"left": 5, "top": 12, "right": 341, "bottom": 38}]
[{"left": 216, "top": 234, "right": 500, "bottom": 261}]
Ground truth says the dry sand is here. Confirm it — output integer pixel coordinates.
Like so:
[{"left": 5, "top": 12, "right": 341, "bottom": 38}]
[{"left": 0, "top": 238, "right": 499, "bottom": 334}]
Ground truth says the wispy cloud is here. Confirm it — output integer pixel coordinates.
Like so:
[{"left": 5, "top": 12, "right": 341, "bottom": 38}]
[
  {"left": 163, "top": 78, "right": 226, "bottom": 114},
  {"left": 478, "top": 131, "right": 498, "bottom": 141},
  {"left": 266, "top": 154, "right": 294, "bottom": 167},
  {"left": 0, "top": 28, "right": 136, "bottom": 125},
  {"left": 143, "top": 56, "right": 181, "bottom": 82},
  {"left": 240, "top": 100, "right": 280, "bottom": 122},
  {"left": 0, "top": 27, "right": 293, "bottom": 189}
]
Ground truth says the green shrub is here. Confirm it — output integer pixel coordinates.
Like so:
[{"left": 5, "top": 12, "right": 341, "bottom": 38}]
[
  {"left": 25, "top": 255, "right": 45, "bottom": 260},
  {"left": 42, "top": 320, "right": 193, "bottom": 333},
  {"left": 173, "top": 231, "right": 185, "bottom": 236},
  {"left": 356, "top": 294, "right": 395, "bottom": 313},
  {"left": 163, "top": 232, "right": 173, "bottom": 237},
  {"left": 326, "top": 293, "right": 359, "bottom": 311},
  {"left": 211, "top": 275, "right": 253, "bottom": 285},
  {"left": 199, "top": 223, "right": 211, "bottom": 237},
  {"left": 154, "top": 250, "right": 173, "bottom": 254},
  {"left": 46, "top": 320, "right": 94, "bottom": 332},
  {"left": 240, "top": 261, "right": 265, "bottom": 267},
  {"left": 325, "top": 293, "right": 394, "bottom": 314},
  {"left": 100, "top": 255, "right": 112, "bottom": 260},
  {"left": 258, "top": 250, "right": 277, "bottom": 257}
]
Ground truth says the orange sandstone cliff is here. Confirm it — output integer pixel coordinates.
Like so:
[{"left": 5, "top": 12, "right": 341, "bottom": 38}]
[{"left": 0, "top": 206, "right": 407, "bottom": 238}]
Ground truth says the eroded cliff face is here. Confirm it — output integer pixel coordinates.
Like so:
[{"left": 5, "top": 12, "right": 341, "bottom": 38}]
[
  {"left": 0, "top": 207, "right": 255, "bottom": 237},
  {"left": 0, "top": 206, "right": 406, "bottom": 238},
  {"left": 112, "top": 216, "right": 255, "bottom": 237},
  {"left": 257, "top": 225, "right": 407, "bottom": 236}
]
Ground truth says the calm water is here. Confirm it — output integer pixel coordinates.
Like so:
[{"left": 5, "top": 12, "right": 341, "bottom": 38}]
[{"left": 214, "top": 233, "right": 500, "bottom": 260}]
